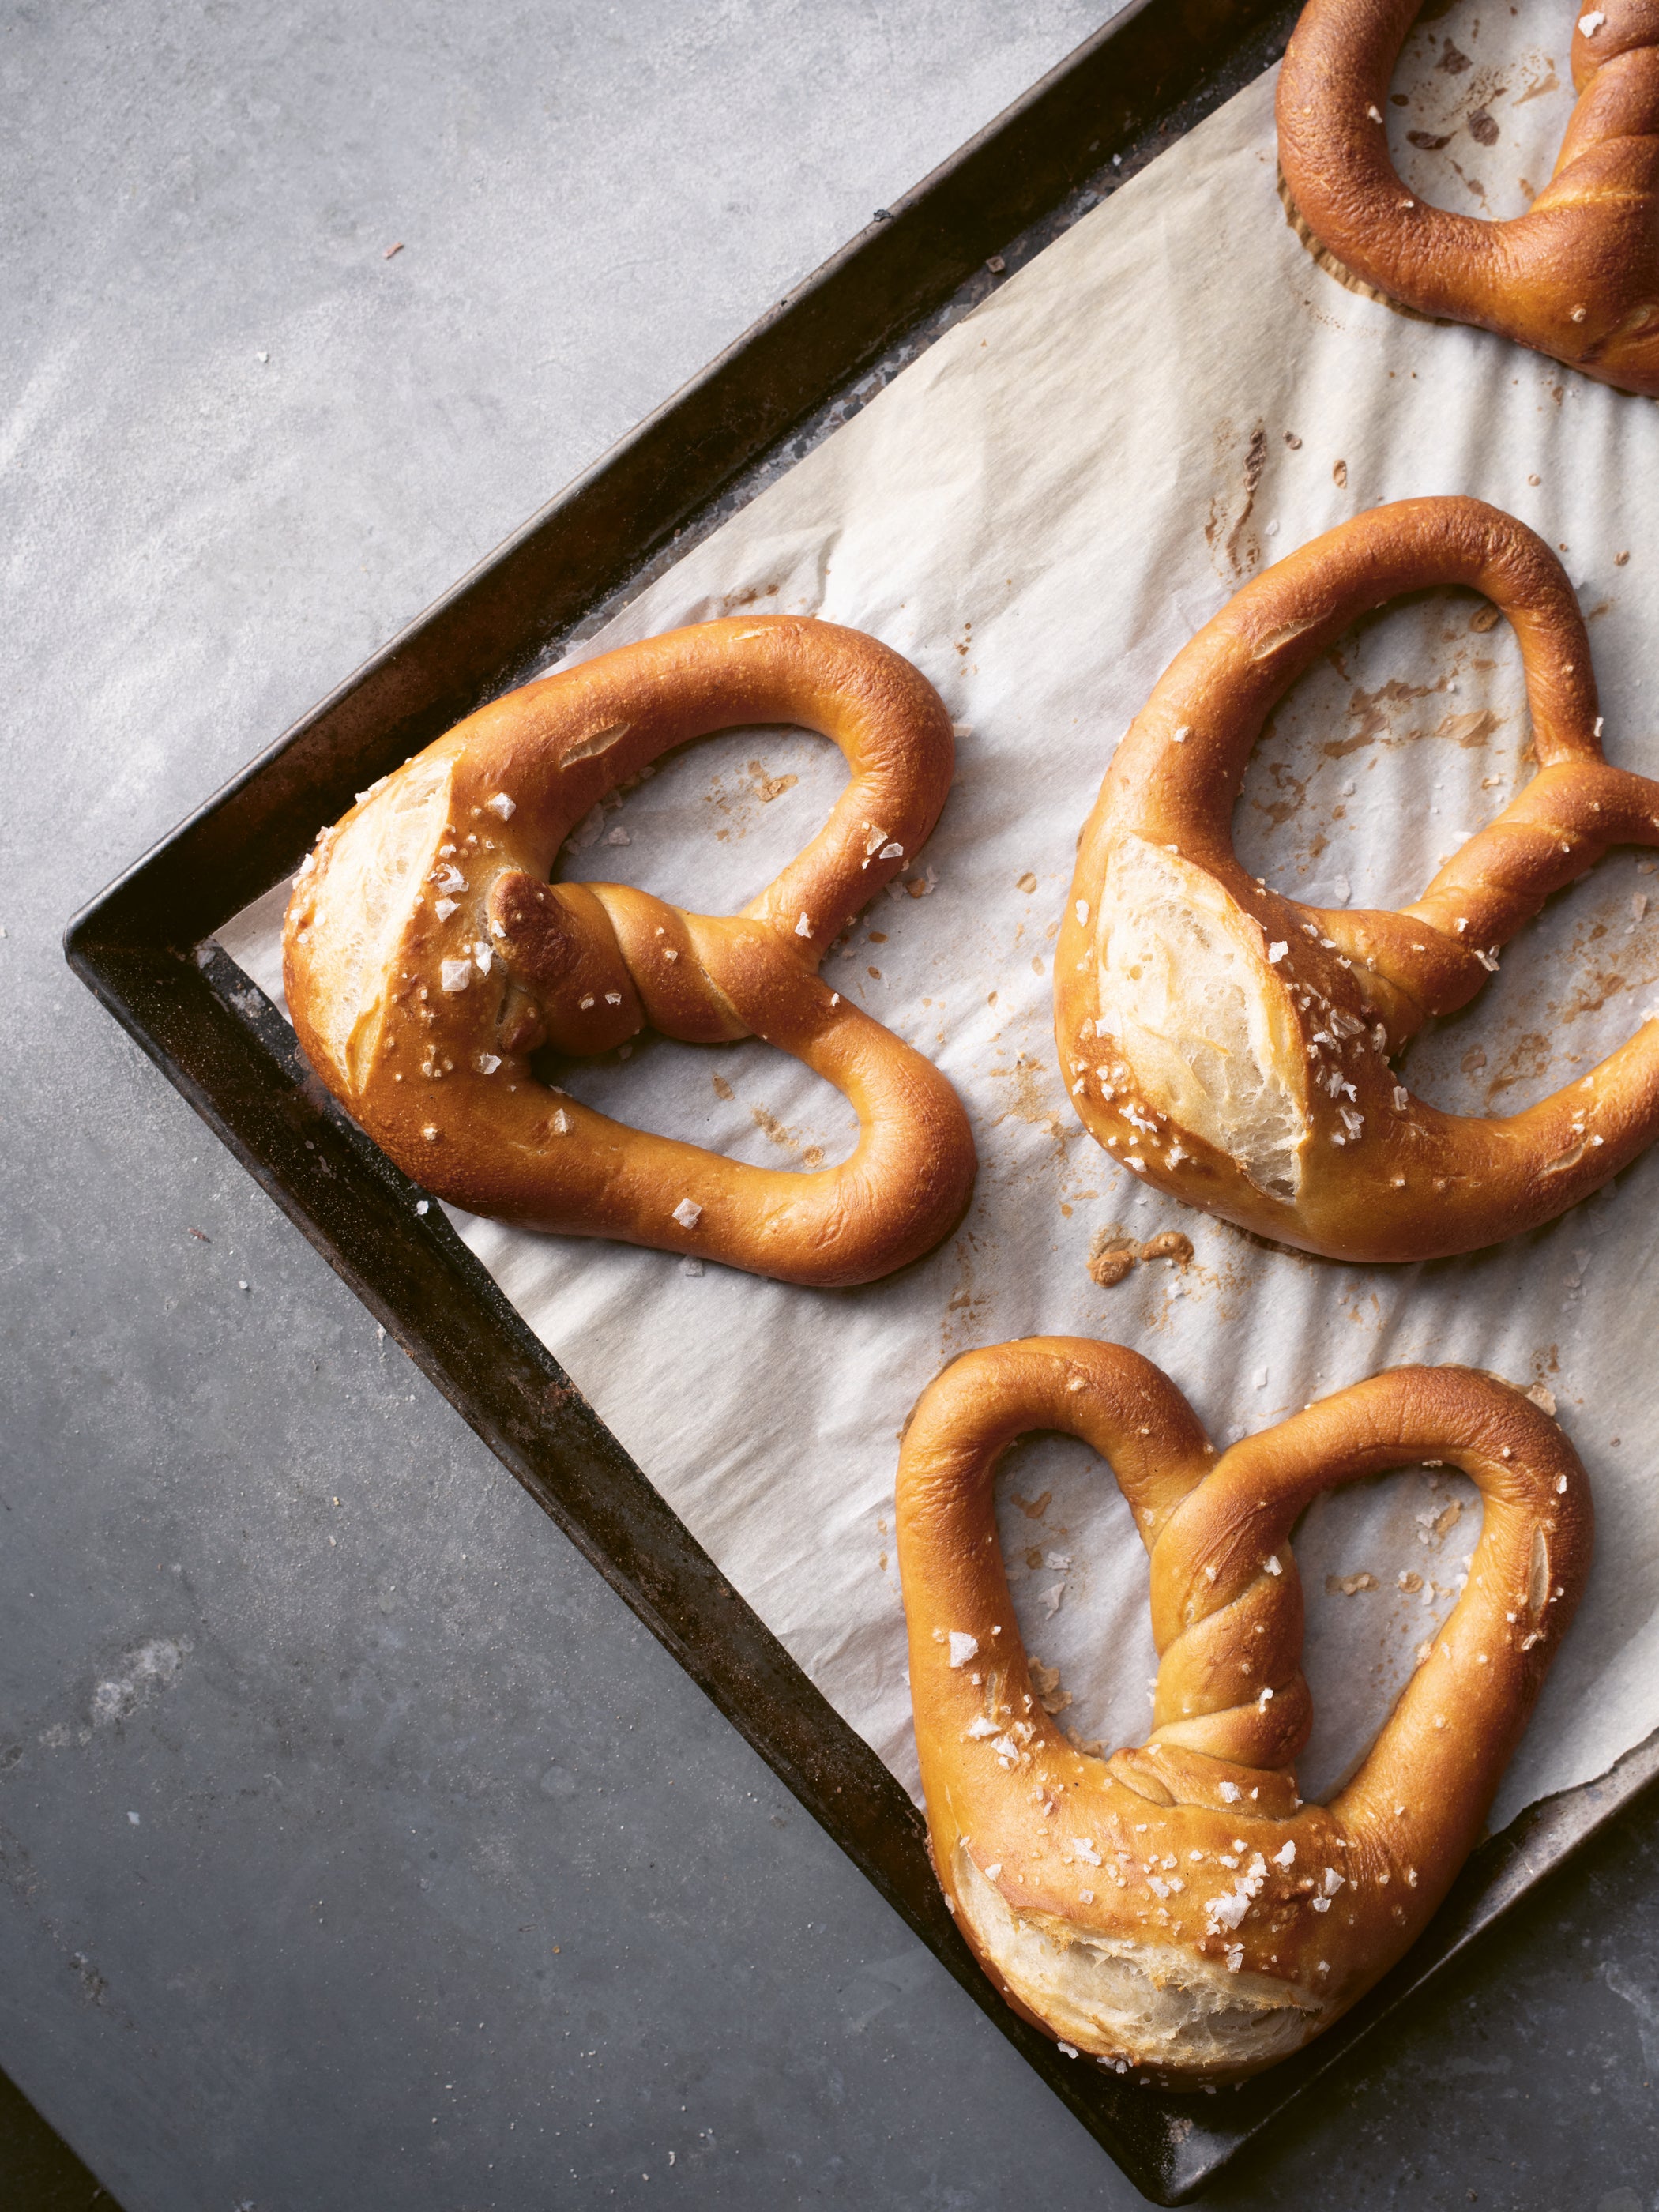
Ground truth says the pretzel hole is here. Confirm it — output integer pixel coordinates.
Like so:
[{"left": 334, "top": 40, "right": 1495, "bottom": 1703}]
[
  {"left": 1233, "top": 587, "right": 1530, "bottom": 916},
  {"left": 555, "top": 723, "right": 849, "bottom": 912},
  {"left": 1385, "top": 1, "right": 1575, "bottom": 226},
  {"left": 1293, "top": 1463, "right": 1480, "bottom": 1802},
  {"left": 536, "top": 1030, "right": 860, "bottom": 1172},
  {"left": 991, "top": 1432, "right": 1159, "bottom": 1761},
  {"left": 1394, "top": 848, "right": 1659, "bottom": 1115}
]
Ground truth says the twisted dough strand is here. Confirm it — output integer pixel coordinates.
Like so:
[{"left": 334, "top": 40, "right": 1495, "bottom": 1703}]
[{"left": 1278, "top": 0, "right": 1659, "bottom": 393}]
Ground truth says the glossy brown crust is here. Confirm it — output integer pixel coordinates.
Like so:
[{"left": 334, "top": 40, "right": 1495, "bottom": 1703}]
[
  {"left": 1278, "top": 0, "right": 1659, "bottom": 394},
  {"left": 1056, "top": 496, "right": 1659, "bottom": 1262},
  {"left": 897, "top": 1337, "right": 1591, "bottom": 2079},
  {"left": 283, "top": 616, "right": 976, "bottom": 1285}
]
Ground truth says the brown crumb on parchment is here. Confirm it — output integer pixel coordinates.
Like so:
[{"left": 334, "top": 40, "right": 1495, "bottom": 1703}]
[
  {"left": 1029, "top": 1658, "right": 1074, "bottom": 1717},
  {"left": 1087, "top": 1230, "right": 1137, "bottom": 1287},
  {"left": 1138, "top": 1230, "right": 1194, "bottom": 1266},
  {"left": 1087, "top": 1225, "right": 1194, "bottom": 1286}
]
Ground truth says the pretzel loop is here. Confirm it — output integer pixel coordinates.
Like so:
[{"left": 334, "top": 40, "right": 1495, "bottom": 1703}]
[
  {"left": 1279, "top": 0, "right": 1659, "bottom": 395},
  {"left": 1057, "top": 497, "right": 1659, "bottom": 1262},
  {"left": 897, "top": 1338, "right": 1591, "bottom": 2078},
  {"left": 284, "top": 616, "right": 977, "bottom": 1285}
]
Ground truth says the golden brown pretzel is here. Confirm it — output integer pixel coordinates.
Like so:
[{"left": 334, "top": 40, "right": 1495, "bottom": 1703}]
[
  {"left": 284, "top": 616, "right": 976, "bottom": 1285},
  {"left": 1056, "top": 495, "right": 1659, "bottom": 1262},
  {"left": 897, "top": 1337, "right": 1590, "bottom": 2080},
  {"left": 1278, "top": 0, "right": 1659, "bottom": 394}
]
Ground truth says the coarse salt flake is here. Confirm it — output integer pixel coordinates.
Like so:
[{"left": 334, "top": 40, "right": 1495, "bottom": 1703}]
[
  {"left": 434, "top": 897, "right": 458, "bottom": 920},
  {"left": 1267, "top": 940, "right": 1288, "bottom": 963},
  {"left": 486, "top": 792, "right": 516, "bottom": 820},
  {"left": 796, "top": 913, "right": 812, "bottom": 938},
  {"left": 672, "top": 1198, "right": 702, "bottom": 1229},
  {"left": 1580, "top": 9, "right": 1606, "bottom": 31},
  {"left": 947, "top": 1631, "right": 979, "bottom": 1668},
  {"left": 439, "top": 958, "right": 472, "bottom": 993},
  {"left": 1075, "top": 900, "right": 1089, "bottom": 926}
]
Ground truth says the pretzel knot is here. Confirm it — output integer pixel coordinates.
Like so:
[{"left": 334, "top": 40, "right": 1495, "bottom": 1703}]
[
  {"left": 284, "top": 616, "right": 976, "bottom": 1285},
  {"left": 896, "top": 1337, "right": 1591, "bottom": 2079},
  {"left": 1056, "top": 495, "right": 1659, "bottom": 1262},
  {"left": 1278, "top": 0, "right": 1659, "bottom": 395}
]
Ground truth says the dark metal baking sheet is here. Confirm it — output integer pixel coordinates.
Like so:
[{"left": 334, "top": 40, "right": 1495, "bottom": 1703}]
[{"left": 63, "top": 0, "right": 1659, "bottom": 2195}]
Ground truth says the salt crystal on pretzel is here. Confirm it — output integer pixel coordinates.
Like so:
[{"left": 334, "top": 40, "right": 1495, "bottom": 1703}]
[
  {"left": 284, "top": 615, "right": 975, "bottom": 1285},
  {"left": 1278, "top": 0, "right": 1659, "bottom": 396},
  {"left": 1057, "top": 496, "right": 1659, "bottom": 1262},
  {"left": 896, "top": 1337, "right": 1590, "bottom": 2080}
]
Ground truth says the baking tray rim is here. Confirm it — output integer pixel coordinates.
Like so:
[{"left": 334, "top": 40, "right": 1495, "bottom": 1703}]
[{"left": 62, "top": 0, "right": 1659, "bottom": 2196}]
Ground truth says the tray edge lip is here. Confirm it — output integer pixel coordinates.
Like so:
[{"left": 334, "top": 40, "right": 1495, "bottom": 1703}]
[{"left": 57, "top": 0, "right": 1645, "bottom": 2194}]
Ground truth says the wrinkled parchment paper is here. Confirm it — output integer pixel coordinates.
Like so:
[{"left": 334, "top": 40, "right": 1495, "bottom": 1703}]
[{"left": 220, "top": 3, "right": 1659, "bottom": 1836}]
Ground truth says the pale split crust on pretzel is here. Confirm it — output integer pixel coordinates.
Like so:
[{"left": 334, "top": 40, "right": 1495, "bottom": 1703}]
[
  {"left": 896, "top": 1337, "right": 1590, "bottom": 2081},
  {"left": 283, "top": 616, "right": 976, "bottom": 1285},
  {"left": 1278, "top": 0, "right": 1659, "bottom": 395},
  {"left": 1056, "top": 495, "right": 1659, "bottom": 1262}
]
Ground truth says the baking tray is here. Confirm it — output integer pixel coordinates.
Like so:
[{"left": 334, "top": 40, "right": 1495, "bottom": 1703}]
[{"left": 62, "top": 0, "right": 1659, "bottom": 2195}]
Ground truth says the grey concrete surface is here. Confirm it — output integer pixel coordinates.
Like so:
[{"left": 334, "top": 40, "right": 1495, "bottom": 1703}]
[{"left": 4, "top": 2, "right": 1657, "bottom": 2206}]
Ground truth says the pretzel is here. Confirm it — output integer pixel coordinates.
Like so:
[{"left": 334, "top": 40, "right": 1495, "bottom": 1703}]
[
  {"left": 1056, "top": 495, "right": 1659, "bottom": 1262},
  {"left": 1277, "top": 0, "right": 1659, "bottom": 395},
  {"left": 283, "top": 616, "right": 976, "bottom": 1285},
  {"left": 897, "top": 1337, "right": 1589, "bottom": 2080}
]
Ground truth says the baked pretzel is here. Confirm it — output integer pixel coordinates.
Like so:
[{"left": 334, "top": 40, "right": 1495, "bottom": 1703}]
[
  {"left": 897, "top": 1337, "right": 1589, "bottom": 2080},
  {"left": 1278, "top": 0, "right": 1659, "bottom": 395},
  {"left": 1056, "top": 495, "right": 1659, "bottom": 1262},
  {"left": 284, "top": 616, "right": 976, "bottom": 1285}
]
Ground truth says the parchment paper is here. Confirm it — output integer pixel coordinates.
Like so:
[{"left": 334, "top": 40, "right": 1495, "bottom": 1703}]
[{"left": 220, "top": 1, "right": 1659, "bottom": 1837}]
